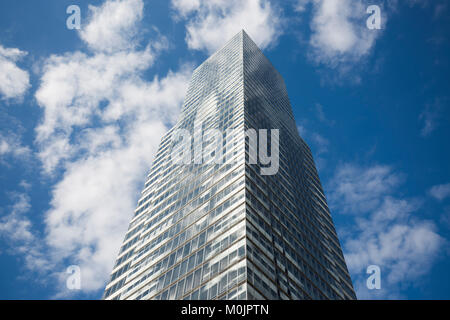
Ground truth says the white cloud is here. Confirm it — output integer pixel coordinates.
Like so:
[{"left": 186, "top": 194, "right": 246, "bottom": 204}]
[
  {"left": 0, "top": 193, "right": 32, "bottom": 242},
  {"left": 328, "top": 164, "right": 402, "bottom": 214},
  {"left": 419, "top": 112, "right": 437, "bottom": 137},
  {"left": 294, "top": 0, "right": 311, "bottom": 12},
  {"left": 0, "top": 0, "right": 192, "bottom": 296},
  {"left": 315, "top": 103, "right": 327, "bottom": 122},
  {"left": 35, "top": 48, "right": 159, "bottom": 173},
  {"left": 429, "top": 183, "right": 450, "bottom": 201},
  {"left": 0, "top": 133, "right": 31, "bottom": 160},
  {"left": 44, "top": 122, "right": 167, "bottom": 291},
  {"left": 348, "top": 218, "right": 442, "bottom": 299},
  {"left": 433, "top": 2, "right": 448, "bottom": 19},
  {"left": 310, "top": 132, "right": 329, "bottom": 154},
  {"left": 296, "top": 122, "right": 329, "bottom": 171},
  {"left": 0, "top": 45, "right": 30, "bottom": 100},
  {"left": 297, "top": 124, "right": 307, "bottom": 137},
  {"left": 296, "top": 121, "right": 329, "bottom": 154},
  {"left": 328, "top": 163, "right": 445, "bottom": 299},
  {"left": 295, "top": 0, "right": 441, "bottom": 74},
  {"left": 297, "top": 0, "right": 381, "bottom": 67},
  {"left": 0, "top": 193, "right": 49, "bottom": 273},
  {"left": 314, "top": 103, "right": 335, "bottom": 125},
  {"left": 172, "top": 0, "right": 201, "bottom": 16},
  {"left": 37, "top": 65, "right": 190, "bottom": 293},
  {"left": 80, "top": 0, "right": 145, "bottom": 53},
  {"left": 418, "top": 99, "right": 444, "bottom": 137},
  {"left": 346, "top": 201, "right": 443, "bottom": 299},
  {"left": 171, "top": 0, "right": 283, "bottom": 53}
]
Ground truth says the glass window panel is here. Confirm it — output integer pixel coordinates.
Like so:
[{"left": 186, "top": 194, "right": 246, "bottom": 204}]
[
  {"left": 211, "top": 262, "right": 219, "bottom": 277},
  {"left": 219, "top": 274, "right": 228, "bottom": 294},
  {"left": 176, "top": 279, "right": 185, "bottom": 299},
  {"left": 168, "top": 284, "right": 177, "bottom": 300},
  {"left": 199, "top": 285, "right": 208, "bottom": 300},
  {"left": 191, "top": 289, "right": 199, "bottom": 300},
  {"left": 185, "top": 273, "right": 193, "bottom": 293},
  {"left": 171, "top": 265, "right": 180, "bottom": 283},
  {"left": 209, "top": 284, "right": 218, "bottom": 299},
  {"left": 188, "top": 255, "right": 196, "bottom": 271},
  {"left": 163, "top": 269, "right": 172, "bottom": 288},
  {"left": 193, "top": 268, "right": 202, "bottom": 289},
  {"left": 196, "top": 248, "right": 204, "bottom": 265},
  {"left": 180, "top": 259, "right": 188, "bottom": 276}
]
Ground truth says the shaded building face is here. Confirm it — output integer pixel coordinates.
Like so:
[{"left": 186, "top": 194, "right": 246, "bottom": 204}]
[{"left": 103, "top": 30, "right": 356, "bottom": 300}]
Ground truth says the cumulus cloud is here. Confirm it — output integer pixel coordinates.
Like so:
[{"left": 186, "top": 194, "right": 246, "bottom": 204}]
[
  {"left": 37, "top": 66, "right": 190, "bottom": 293},
  {"left": 348, "top": 220, "right": 443, "bottom": 299},
  {"left": 0, "top": 45, "right": 30, "bottom": 100},
  {"left": 171, "top": 0, "right": 283, "bottom": 53},
  {"left": 0, "top": 193, "right": 32, "bottom": 242},
  {"left": 0, "top": 192, "right": 49, "bottom": 273},
  {"left": 328, "top": 164, "right": 402, "bottom": 214},
  {"left": 345, "top": 197, "right": 441, "bottom": 281},
  {"left": 295, "top": 0, "right": 443, "bottom": 78},
  {"left": 0, "top": 133, "right": 31, "bottom": 160},
  {"left": 0, "top": 0, "right": 192, "bottom": 296},
  {"left": 44, "top": 123, "right": 166, "bottom": 292},
  {"left": 328, "top": 163, "right": 445, "bottom": 299},
  {"left": 80, "top": 0, "right": 145, "bottom": 53},
  {"left": 296, "top": 0, "right": 381, "bottom": 68},
  {"left": 346, "top": 202, "right": 443, "bottom": 299},
  {"left": 35, "top": 48, "right": 160, "bottom": 173},
  {"left": 418, "top": 98, "right": 445, "bottom": 137},
  {"left": 429, "top": 183, "right": 450, "bottom": 201}
]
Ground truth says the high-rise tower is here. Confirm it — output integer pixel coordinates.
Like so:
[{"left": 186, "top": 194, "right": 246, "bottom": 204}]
[{"left": 103, "top": 30, "right": 356, "bottom": 300}]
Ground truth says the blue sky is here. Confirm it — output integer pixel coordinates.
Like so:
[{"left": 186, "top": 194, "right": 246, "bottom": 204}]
[{"left": 0, "top": 0, "right": 449, "bottom": 300}]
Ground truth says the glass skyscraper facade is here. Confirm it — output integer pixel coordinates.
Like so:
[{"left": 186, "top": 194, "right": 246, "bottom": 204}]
[{"left": 103, "top": 30, "right": 356, "bottom": 300}]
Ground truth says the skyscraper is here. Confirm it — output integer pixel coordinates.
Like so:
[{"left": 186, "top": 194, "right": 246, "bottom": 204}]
[{"left": 103, "top": 30, "right": 356, "bottom": 300}]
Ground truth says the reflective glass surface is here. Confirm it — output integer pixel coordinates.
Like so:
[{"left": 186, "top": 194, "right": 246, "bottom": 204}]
[{"left": 103, "top": 31, "right": 356, "bottom": 300}]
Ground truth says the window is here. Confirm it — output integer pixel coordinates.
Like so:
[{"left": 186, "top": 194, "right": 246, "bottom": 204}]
[
  {"left": 171, "top": 265, "right": 180, "bottom": 283},
  {"left": 185, "top": 273, "right": 193, "bottom": 293},
  {"left": 168, "top": 284, "right": 177, "bottom": 300},
  {"left": 180, "top": 260, "right": 188, "bottom": 276},
  {"left": 219, "top": 274, "right": 228, "bottom": 294},
  {"left": 209, "top": 283, "right": 218, "bottom": 299},
  {"left": 191, "top": 289, "right": 199, "bottom": 300},
  {"left": 199, "top": 285, "right": 208, "bottom": 299},
  {"left": 211, "top": 262, "right": 219, "bottom": 277},
  {"left": 163, "top": 270, "right": 172, "bottom": 288},
  {"left": 188, "top": 255, "right": 196, "bottom": 271},
  {"left": 193, "top": 268, "right": 202, "bottom": 289},
  {"left": 176, "top": 279, "right": 185, "bottom": 299},
  {"left": 196, "top": 248, "right": 204, "bottom": 265}
]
